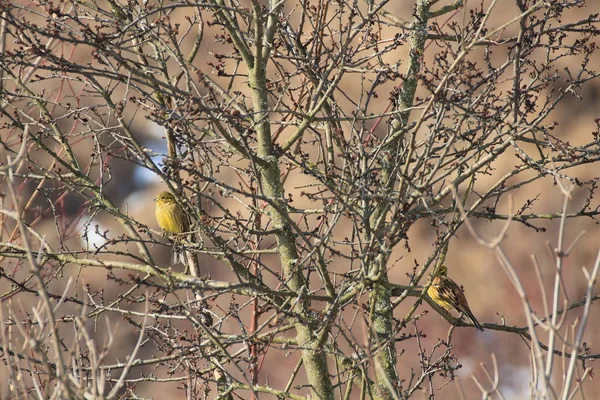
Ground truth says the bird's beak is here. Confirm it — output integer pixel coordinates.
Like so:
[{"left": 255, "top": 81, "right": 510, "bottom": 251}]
[{"left": 153, "top": 197, "right": 158, "bottom": 202}]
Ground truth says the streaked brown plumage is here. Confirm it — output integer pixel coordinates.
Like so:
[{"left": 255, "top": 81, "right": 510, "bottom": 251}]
[
  {"left": 154, "top": 191, "right": 189, "bottom": 266},
  {"left": 427, "top": 265, "right": 484, "bottom": 331}
]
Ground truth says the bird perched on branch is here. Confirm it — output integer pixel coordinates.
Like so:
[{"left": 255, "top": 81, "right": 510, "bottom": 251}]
[
  {"left": 427, "top": 265, "right": 484, "bottom": 331},
  {"left": 154, "top": 191, "right": 190, "bottom": 266}
]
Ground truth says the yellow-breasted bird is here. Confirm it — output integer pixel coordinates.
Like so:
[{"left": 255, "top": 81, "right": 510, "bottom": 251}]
[
  {"left": 427, "top": 265, "right": 484, "bottom": 331},
  {"left": 154, "top": 191, "right": 190, "bottom": 266}
]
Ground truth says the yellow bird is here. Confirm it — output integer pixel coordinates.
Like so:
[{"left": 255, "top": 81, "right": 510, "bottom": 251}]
[
  {"left": 154, "top": 191, "right": 190, "bottom": 266},
  {"left": 427, "top": 265, "right": 484, "bottom": 331}
]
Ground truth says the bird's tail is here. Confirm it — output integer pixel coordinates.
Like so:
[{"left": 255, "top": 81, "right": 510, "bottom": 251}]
[
  {"left": 464, "top": 310, "right": 484, "bottom": 332},
  {"left": 171, "top": 246, "right": 188, "bottom": 267}
]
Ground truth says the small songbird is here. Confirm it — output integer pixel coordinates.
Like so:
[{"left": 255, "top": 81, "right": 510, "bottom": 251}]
[
  {"left": 154, "top": 191, "right": 190, "bottom": 266},
  {"left": 427, "top": 265, "right": 484, "bottom": 331}
]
